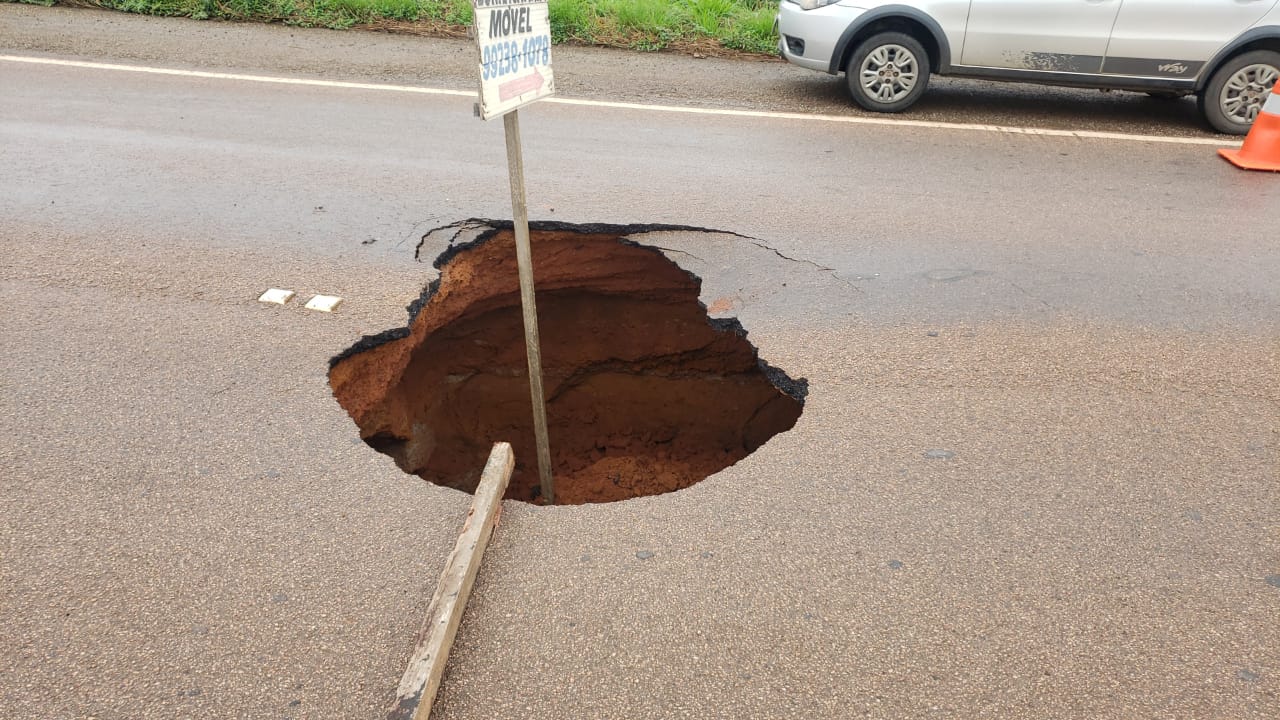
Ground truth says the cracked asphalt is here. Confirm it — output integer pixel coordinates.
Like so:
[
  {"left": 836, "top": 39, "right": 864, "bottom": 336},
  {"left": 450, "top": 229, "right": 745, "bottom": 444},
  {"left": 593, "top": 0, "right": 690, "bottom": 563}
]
[{"left": 2, "top": 6, "right": 1279, "bottom": 719}]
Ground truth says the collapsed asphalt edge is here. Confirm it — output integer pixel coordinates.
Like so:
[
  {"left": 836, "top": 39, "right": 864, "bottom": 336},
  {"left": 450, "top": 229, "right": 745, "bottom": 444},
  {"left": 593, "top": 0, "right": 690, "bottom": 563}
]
[{"left": 330, "top": 218, "right": 807, "bottom": 403}]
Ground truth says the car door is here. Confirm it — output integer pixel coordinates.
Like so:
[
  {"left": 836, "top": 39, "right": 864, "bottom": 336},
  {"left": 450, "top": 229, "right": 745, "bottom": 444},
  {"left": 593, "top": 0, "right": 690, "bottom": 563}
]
[
  {"left": 1103, "top": 0, "right": 1280, "bottom": 79},
  {"left": 960, "top": 0, "right": 1123, "bottom": 73}
]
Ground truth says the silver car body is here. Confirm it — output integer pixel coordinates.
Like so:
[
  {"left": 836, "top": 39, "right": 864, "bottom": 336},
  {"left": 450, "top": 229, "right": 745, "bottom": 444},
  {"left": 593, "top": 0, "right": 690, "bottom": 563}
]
[{"left": 779, "top": 0, "right": 1280, "bottom": 91}]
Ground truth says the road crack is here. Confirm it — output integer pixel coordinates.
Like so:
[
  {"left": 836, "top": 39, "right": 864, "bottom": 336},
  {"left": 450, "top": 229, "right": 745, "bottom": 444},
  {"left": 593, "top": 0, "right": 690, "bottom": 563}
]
[
  {"left": 414, "top": 218, "right": 860, "bottom": 291},
  {"left": 1007, "top": 280, "right": 1055, "bottom": 309}
]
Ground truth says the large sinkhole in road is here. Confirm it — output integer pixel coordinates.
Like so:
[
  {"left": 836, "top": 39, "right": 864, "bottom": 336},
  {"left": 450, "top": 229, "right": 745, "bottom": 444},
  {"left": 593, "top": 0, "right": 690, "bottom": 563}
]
[{"left": 329, "top": 221, "right": 806, "bottom": 505}]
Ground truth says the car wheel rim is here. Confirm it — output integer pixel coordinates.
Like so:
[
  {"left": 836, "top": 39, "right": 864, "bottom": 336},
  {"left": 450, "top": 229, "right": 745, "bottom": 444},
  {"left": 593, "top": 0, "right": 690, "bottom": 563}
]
[
  {"left": 860, "top": 44, "right": 918, "bottom": 104},
  {"left": 1220, "top": 63, "right": 1279, "bottom": 125}
]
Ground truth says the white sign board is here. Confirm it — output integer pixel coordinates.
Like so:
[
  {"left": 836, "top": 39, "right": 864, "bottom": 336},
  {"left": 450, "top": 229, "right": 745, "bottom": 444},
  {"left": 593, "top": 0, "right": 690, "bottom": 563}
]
[{"left": 472, "top": 0, "right": 555, "bottom": 120}]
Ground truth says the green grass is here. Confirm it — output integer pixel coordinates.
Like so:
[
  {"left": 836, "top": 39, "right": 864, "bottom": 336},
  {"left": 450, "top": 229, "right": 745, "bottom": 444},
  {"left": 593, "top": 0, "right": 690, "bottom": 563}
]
[
  {"left": 720, "top": 4, "right": 775, "bottom": 54},
  {"left": 20, "top": 0, "right": 779, "bottom": 54},
  {"left": 607, "top": 0, "right": 677, "bottom": 33},
  {"left": 682, "top": 0, "right": 736, "bottom": 36},
  {"left": 548, "top": 0, "right": 593, "bottom": 43}
]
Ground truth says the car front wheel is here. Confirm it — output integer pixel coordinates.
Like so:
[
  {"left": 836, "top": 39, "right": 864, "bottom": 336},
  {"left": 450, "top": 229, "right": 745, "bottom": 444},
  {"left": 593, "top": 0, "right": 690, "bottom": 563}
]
[
  {"left": 846, "top": 32, "right": 931, "bottom": 113},
  {"left": 1199, "top": 49, "right": 1280, "bottom": 135}
]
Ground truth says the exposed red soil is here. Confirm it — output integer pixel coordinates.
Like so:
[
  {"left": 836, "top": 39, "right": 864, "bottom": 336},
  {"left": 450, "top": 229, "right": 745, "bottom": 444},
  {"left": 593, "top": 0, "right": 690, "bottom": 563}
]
[{"left": 329, "top": 224, "right": 804, "bottom": 504}]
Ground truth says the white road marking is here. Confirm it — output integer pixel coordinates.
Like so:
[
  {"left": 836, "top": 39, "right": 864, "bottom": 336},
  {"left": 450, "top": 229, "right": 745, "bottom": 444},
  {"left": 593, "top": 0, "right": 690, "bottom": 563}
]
[
  {"left": 0, "top": 54, "right": 1241, "bottom": 147},
  {"left": 257, "top": 288, "right": 296, "bottom": 304},
  {"left": 304, "top": 294, "right": 343, "bottom": 312},
  {"left": 0, "top": 54, "right": 473, "bottom": 97}
]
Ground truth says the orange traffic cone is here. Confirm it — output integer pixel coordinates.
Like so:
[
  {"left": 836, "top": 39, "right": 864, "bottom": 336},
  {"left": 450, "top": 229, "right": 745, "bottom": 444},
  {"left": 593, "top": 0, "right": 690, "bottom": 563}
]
[{"left": 1220, "top": 83, "right": 1280, "bottom": 171}]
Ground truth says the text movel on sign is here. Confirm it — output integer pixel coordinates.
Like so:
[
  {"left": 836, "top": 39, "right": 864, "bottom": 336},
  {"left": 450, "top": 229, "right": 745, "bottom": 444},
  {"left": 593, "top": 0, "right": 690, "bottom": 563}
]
[{"left": 473, "top": 0, "right": 555, "bottom": 119}]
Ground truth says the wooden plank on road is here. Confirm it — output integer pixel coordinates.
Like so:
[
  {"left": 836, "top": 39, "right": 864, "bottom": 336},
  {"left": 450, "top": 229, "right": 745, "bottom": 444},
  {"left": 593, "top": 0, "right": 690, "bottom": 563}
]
[{"left": 388, "top": 442, "right": 515, "bottom": 720}]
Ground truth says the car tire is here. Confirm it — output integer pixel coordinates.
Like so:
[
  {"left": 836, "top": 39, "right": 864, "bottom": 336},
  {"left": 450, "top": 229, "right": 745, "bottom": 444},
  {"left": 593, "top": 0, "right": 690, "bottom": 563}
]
[
  {"left": 846, "top": 32, "right": 931, "bottom": 113},
  {"left": 1199, "top": 49, "right": 1280, "bottom": 135}
]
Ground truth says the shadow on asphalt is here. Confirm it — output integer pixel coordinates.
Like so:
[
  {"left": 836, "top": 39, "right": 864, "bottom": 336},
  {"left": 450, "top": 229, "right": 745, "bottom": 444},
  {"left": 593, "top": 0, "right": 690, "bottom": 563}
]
[{"left": 782, "top": 73, "right": 1212, "bottom": 137}]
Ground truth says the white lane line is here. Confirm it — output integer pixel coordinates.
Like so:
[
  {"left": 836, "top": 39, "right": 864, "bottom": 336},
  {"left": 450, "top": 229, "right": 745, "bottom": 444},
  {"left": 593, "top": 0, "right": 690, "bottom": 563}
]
[
  {"left": 0, "top": 54, "right": 473, "bottom": 97},
  {"left": 1, "top": 54, "right": 1241, "bottom": 147},
  {"left": 547, "top": 96, "right": 1240, "bottom": 146}
]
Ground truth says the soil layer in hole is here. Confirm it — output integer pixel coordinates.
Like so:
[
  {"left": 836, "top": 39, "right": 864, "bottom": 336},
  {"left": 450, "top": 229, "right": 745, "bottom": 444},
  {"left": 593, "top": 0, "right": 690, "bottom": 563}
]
[{"left": 329, "top": 221, "right": 806, "bottom": 504}]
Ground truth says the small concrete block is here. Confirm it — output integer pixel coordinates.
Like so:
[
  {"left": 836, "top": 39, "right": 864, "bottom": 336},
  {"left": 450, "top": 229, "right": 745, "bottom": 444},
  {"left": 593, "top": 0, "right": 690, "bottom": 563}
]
[
  {"left": 258, "top": 288, "right": 295, "bottom": 305},
  {"left": 304, "top": 294, "right": 343, "bottom": 312}
]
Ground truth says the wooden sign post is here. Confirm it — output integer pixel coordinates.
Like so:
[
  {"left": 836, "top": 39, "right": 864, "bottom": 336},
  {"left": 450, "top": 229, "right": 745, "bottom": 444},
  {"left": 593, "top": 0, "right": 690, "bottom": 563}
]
[
  {"left": 472, "top": 0, "right": 556, "bottom": 503},
  {"left": 388, "top": 443, "right": 515, "bottom": 720}
]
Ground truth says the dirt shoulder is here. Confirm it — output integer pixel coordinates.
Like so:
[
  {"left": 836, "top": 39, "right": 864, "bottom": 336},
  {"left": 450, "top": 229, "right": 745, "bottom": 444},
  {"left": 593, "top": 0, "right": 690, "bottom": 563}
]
[
  {"left": 0, "top": 4, "right": 1217, "bottom": 136},
  {"left": 1, "top": 5, "right": 819, "bottom": 112}
]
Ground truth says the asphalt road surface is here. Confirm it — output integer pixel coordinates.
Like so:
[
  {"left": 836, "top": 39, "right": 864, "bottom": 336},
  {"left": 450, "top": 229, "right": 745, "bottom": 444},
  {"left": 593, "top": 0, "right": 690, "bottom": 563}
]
[{"left": 2, "top": 6, "right": 1278, "bottom": 719}]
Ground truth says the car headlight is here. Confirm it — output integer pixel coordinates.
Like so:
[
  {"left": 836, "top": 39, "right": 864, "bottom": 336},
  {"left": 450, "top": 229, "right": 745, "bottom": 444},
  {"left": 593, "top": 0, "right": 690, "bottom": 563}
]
[{"left": 790, "top": 0, "right": 842, "bottom": 9}]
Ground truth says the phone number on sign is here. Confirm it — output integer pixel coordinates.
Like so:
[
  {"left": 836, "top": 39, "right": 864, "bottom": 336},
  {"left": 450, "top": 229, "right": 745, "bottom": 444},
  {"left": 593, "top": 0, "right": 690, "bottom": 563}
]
[{"left": 481, "top": 36, "right": 550, "bottom": 81}]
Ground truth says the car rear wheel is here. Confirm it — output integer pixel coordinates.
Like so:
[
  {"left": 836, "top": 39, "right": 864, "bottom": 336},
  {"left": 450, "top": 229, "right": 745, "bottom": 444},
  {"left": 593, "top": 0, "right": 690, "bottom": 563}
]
[
  {"left": 846, "top": 32, "right": 931, "bottom": 113},
  {"left": 1199, "top": 49, "right": 1280, "bottom": 135}
]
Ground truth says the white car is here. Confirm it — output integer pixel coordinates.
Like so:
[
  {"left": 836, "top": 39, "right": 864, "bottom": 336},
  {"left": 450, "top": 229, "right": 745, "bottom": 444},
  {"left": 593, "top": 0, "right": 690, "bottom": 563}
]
[{"left": 777, "top": 0, "right": 1280, "bottom": 134}]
